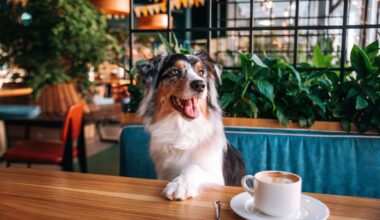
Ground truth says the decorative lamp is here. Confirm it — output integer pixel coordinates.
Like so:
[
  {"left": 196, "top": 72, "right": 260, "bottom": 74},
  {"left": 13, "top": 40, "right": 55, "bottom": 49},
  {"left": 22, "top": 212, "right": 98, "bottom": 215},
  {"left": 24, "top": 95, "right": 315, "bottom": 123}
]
[
  {"left": 90, "top": 0, "right": 130, "bottom": 15},
  {"left": 137, "top": 14, "right": 172, "bottom": 30}
]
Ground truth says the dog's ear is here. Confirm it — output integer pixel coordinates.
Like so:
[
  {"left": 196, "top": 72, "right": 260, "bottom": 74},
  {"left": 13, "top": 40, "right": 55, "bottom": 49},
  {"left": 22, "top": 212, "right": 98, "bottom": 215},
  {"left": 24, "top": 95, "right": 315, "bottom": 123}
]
[
  {"left": 136, "top": 55, "right": 163, "bottom": 88},
  {"left": 194, "top": 52, "right": 222, "bottom": 85}
]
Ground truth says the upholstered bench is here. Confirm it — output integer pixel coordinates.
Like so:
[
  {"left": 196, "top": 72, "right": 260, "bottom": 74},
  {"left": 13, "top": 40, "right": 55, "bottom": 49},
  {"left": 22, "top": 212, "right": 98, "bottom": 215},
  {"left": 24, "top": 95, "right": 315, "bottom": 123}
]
[
  {"left": 0, "top": 105, "right": 41, "bottom": 120},
  {"left": 119, "top": 123, "right": 380, "bottom": 198}
]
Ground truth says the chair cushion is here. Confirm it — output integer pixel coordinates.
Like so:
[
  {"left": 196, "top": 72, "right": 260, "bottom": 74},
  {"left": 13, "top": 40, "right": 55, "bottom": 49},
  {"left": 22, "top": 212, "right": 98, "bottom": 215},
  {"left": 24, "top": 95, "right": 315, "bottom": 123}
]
[
  {"left": 4, "top": 140, "right": 77, "bottom": 164},
  {"left": 0, "top": 105, "right": 41, "bottom": 120}
]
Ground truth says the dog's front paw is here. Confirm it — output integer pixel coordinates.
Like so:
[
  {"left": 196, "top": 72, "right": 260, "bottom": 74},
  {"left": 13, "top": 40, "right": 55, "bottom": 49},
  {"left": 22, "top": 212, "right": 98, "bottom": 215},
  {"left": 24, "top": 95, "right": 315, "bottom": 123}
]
[{"left": 162, "top": 177, "right": 199, "bottom": 201}]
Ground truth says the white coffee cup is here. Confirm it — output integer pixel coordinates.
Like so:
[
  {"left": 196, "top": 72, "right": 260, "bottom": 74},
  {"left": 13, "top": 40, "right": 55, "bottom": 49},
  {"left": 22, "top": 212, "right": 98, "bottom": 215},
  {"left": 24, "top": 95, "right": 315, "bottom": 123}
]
[{"left": 241, "top": 170, "right": 302, "bottom": 217}]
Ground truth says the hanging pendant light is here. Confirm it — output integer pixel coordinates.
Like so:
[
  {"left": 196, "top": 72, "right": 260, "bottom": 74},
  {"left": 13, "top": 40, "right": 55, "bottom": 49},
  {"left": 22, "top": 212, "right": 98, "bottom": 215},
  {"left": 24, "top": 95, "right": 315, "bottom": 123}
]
[
  {"left": 90, "top": 0, "right": 130, "bottom": 15},
  {"left": 137, "top": 14, "right": 172, "bottom": 30}
]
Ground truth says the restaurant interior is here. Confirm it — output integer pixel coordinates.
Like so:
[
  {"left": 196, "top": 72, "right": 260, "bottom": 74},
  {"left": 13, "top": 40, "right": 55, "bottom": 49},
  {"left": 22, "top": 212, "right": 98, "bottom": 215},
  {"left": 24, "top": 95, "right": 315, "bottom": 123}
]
[{"left": 0, "top": 0, "right": 379, "bottom": 219}]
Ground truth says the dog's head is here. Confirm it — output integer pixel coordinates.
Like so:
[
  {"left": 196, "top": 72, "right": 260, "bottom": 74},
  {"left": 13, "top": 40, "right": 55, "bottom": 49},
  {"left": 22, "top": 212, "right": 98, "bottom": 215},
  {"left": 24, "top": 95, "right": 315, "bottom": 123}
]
[{"left": 137, "top": 52, "right": 222, "bottom": 123}]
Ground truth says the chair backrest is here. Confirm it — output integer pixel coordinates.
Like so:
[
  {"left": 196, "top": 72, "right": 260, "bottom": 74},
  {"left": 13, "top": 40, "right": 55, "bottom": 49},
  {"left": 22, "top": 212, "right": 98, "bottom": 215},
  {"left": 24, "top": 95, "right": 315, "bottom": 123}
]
[
  {"left": 61, "top": 103, "right": 85, "bottom": 142},
  {"left": 119, "top": 124, "right": 380, "bottom": 198}
]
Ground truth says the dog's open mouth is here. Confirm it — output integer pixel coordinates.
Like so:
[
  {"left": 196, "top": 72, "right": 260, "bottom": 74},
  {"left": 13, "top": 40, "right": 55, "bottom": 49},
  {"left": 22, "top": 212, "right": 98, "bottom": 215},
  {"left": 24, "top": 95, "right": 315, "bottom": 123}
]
[{"left": 170, "top": 96, "right": 200, "bottom": 119}]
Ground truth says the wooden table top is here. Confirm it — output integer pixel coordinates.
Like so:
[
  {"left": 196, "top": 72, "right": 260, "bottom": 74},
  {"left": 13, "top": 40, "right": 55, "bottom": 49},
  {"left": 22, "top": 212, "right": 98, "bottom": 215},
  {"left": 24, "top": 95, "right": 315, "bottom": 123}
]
[
  {"left": 0, "top": 88, "right": 32, "bottom": 98},
  {"left": 0, "top": 168, "right": 379, "bottom": 220}
]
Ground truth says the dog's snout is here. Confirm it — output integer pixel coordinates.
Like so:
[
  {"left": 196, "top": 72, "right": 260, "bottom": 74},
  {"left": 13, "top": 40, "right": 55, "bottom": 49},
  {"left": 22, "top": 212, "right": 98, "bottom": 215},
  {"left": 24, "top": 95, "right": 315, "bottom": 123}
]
[{"left": 191, "top": 80, "right": 206, "bottom": 92}]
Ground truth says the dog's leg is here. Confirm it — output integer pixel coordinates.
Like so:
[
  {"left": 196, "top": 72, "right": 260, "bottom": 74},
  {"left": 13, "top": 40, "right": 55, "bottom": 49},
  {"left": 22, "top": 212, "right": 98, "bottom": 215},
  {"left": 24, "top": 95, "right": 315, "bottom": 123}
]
[{"left": 162, "top": 164, "right": 214, "bottom": 200}]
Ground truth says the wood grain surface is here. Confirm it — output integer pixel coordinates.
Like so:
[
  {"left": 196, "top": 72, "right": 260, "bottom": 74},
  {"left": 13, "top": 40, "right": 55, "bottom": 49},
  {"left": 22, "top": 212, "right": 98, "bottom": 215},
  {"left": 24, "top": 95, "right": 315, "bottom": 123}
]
[
  {"left": 0, "top": 168, "right": 379, "bottom": 219},
  {"left": 0, "top": 88, "right": 32, "bottom": 98}
]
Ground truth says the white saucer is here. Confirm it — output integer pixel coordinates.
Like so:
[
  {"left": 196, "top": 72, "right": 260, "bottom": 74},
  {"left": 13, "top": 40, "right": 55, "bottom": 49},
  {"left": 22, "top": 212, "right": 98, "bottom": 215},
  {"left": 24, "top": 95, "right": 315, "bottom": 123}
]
[{"left": 230, "top": 192, "right": 329, "bottom": 220}]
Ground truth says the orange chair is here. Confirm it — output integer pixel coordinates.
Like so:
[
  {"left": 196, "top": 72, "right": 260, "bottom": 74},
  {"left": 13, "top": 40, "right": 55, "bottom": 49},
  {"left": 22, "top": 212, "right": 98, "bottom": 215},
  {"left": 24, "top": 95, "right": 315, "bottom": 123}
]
[{"left": 4, "top": 103, "right": 85, "bottom": 171}]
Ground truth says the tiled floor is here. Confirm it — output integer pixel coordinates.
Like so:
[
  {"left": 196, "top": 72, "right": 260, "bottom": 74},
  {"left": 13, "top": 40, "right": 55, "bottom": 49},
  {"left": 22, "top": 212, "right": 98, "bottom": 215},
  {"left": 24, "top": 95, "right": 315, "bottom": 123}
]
[{"left": 0, "top": 123, "right": 120, "bottom": 171}]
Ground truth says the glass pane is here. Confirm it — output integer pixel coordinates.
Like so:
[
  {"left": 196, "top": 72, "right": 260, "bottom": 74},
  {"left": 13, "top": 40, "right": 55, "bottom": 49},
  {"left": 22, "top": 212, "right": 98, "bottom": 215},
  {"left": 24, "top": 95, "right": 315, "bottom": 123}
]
[
  {"left": 253, "top": 0, "right": 296, "bottom": 27},
  {"left": 172, "top": 31, "right": 208, "bottom": 52},
  {"left": 210, "top": 31, "right": 250, "bottom": 67},
  {"left": 298, "top": 0, "right": 343, "bottom": 26},
  {"left": 297, "top": 29, "right": 342, "bottom": 67},
  {"left": 227, "top": 1, "right": 251, "bottom": 27},
  {"left": 132, "top": 32, "right": 166, "bottom": 64},
  {"left": 348, "top": 0, "right": 380, "bottom": 25},
  {"left": 253, "top": 30, "right": 295, "bottom": 63}
]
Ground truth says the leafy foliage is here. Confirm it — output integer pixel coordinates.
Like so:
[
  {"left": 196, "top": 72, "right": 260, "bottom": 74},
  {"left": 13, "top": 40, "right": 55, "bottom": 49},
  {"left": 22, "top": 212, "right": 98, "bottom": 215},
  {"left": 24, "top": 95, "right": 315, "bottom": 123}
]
[
  {"left": 220, "top": 39, "right": 380, "bottom": 133},
  {"left": 313, "top": 43, "right": 334, "bottom": 68},
  {"left": 331, "top": 40, "right": 380, "bottom": 132},
  {"left": 0, "top": 0, "right": 120, "bottom": 99},
  {"left": 219, "top": 53, "right": 330, "bottom": 127},
  {"left": 157, "top": 32, "right": 195, "bottom": 55},
  {"left": 136, "top": 34, "right": 380, "bottom": 133}
]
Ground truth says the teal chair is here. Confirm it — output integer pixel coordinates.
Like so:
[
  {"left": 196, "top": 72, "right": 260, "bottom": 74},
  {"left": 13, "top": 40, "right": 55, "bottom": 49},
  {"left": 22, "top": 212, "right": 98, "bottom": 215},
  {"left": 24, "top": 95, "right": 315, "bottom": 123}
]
[{"left": 120, "top": 123, "right": 380, "bottom": 198}]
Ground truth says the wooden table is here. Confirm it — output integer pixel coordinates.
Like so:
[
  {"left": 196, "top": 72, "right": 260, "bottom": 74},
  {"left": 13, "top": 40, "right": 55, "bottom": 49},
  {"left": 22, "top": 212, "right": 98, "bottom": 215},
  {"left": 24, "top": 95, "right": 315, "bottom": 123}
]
[
  {"left": 0, "top": 88, "right": 32, "bottom": 98},
  {"left": 0, "top": 168, "right": 379, "bottom": 219}
]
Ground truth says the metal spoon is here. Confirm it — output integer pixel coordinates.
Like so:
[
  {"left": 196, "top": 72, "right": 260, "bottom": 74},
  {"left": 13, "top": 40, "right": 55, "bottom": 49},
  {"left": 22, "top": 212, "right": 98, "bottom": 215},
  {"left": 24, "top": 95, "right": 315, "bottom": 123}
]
[{"left": 213, "top": 200, "right": 222, "bottom": 220}]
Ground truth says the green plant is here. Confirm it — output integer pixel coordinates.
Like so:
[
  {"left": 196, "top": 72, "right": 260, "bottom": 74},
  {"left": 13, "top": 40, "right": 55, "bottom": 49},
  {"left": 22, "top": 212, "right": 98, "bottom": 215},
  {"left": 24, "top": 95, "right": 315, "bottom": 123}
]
[
  {"left": 219, "top": 53, "right": 328, "bottom": 127},
  {"left": 134, "top": 33, "right": 380, "bottom": 133},
  {"left": 0, "top": 0, "right": 120, "bottom": 99},
  {"left": 332, "top": 40, "right": 380, "bottom": 132},
  {"left": 312, "top": 43, "right": 334, "bottom": 68},
  {"left": 158, "top": 32, "right": 195, "bottom": 55}
]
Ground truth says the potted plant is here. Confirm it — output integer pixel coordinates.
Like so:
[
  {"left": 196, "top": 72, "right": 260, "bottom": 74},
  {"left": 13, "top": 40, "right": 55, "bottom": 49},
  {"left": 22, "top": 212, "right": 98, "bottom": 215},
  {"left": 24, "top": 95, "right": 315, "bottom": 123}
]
[
  {"left": 0, "top": 0, "right": 120, "bottom": 113},
  {"left": 219, "top": 39, "right": 379, "bottom": 133},
  {"left": 121, "top": 33, "right": 379, "bottom": 134}
]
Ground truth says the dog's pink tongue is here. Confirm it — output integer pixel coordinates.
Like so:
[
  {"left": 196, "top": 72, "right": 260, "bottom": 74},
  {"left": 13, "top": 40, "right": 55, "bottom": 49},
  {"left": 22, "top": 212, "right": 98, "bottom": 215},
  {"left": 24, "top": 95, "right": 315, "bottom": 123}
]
[{"left": 183, "top": 98, "right": 199, "bottom": 119}]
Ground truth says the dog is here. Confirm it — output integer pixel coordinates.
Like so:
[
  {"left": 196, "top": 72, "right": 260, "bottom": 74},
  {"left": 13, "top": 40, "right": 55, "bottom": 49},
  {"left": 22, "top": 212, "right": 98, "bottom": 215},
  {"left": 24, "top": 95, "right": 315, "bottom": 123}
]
[{"left": 137, "top": 52, "right": 246, "bottom": 200}]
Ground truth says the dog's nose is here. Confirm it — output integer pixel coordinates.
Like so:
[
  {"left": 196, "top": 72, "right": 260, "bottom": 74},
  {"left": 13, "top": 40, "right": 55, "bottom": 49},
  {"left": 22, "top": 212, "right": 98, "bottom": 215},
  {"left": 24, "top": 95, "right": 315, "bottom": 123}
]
[{"left": 191, "top": 80, "right": 206, "bottom": 92}]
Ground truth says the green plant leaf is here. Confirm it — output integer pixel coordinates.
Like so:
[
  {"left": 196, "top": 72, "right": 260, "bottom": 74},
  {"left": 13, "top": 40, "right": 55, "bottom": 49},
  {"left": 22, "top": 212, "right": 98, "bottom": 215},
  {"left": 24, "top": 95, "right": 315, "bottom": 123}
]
[
  {"left": 347, "top": 87, "right": 360, "bottom": 99},
  {"left": 362, "top": 85, "right": 377, "bottom": 103},
  {"left": 242, "top": 106, "right": 253, "bottom": 118},
  {"left": 276, "top": 107, "right": 288, "bottom": 126},
  {"left": 341, "top": 119, "right": 351, "bottom": 132},
  {"left": 332, "top": 105, "right": 345, "bottom": 118},
  {"left": 355, "top": 96, "right": 369, "bottom": 110},
  {"left": 309, "top": 95, "right": 326, "bottom": 112},
  {"left": 299, "top": 117, "right": 308, "bottom": 127},
  {"left": 255, "top": 80, "right": 274, "bottom": 104},
  {"left": 351, "top": 44, "right": 378, "bottom": 76},
  {"left": 371, "top": 113, "right": 380, "bottom": 125},
  {"left": 251, "top": 54, "right": 268, "bottom": 68},
  {"left": 247, "top": 99, "right": 258, "bottom": 118},
  {"left": 240, "top": 52, "right": 253, "bottom": 80},
  {"left": 221, "top": 71, "right": 240, "bottom": 82},
  {"left": 220, "top": 92, "right": 235, "bottom": 109},
  {"left": 241, "top": 81, "right": 251, "bottom": 99},
  {"left": 374, "top": 56, "right": 380, "bottom": 68},
  {"left": 313, "top": 43, "right": 333, "bottom": 67},
  {"left": 179, "top": 47, "right": 194, "bottom": 54},
  {"left": 158, "top": 32, "right": 174, "bottom": 55},
  {"left": 313, "top": 43, "right": 323, "bottom": 67},
  {"left": 172, "top": 33, "right": 180, "bottom": 53},
  {"left": 326, "top": 71, "right": 339, "bottom": 85},
  {"left": 363, "top": 40, "right": 379, "bottom": 61}
]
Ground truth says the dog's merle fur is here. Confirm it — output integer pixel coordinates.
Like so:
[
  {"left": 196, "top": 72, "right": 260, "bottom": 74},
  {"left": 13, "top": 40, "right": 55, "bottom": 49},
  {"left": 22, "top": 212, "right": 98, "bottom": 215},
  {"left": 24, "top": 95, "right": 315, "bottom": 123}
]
[{"left": 137, "top": 52, "right": 246, "bottom": 200}]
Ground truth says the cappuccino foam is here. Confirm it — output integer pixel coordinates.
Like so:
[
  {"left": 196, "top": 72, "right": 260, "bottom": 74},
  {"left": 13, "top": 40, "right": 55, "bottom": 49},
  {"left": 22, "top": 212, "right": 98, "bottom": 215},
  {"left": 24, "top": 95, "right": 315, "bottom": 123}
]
[{"left": 259, "top": 172, "right": 298, "bottom": 184}]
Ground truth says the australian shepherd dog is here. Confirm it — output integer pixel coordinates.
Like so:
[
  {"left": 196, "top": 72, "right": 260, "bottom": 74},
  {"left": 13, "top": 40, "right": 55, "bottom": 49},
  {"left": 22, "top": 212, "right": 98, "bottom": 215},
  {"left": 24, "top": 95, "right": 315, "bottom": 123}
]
[{"left": 137, "top": 52, "right": 246, "bottom": 200}]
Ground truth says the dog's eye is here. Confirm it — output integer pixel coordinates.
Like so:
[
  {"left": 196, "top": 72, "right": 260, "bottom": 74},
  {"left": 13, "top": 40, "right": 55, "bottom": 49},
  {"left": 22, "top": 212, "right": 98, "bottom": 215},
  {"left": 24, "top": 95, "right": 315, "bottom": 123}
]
[
  {"left": 199, "top": 70, "right": 206, "bottom": 76},
  {"left": 169, "top": 69, "right": 180, "bottom": 77}
]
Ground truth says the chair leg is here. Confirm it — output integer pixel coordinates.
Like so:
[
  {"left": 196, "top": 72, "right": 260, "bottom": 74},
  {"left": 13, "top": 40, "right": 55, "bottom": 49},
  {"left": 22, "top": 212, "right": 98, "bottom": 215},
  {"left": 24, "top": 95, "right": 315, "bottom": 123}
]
[
  {"left": 27, "top": 162, "right": 31, "bottom": 168},
  {"left": 6, "top": 161, "right": 10, "bottom": 167}
]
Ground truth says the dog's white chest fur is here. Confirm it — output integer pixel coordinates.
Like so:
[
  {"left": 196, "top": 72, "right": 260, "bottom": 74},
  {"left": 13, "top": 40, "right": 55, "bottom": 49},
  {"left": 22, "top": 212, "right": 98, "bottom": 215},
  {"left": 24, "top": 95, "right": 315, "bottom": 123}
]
[{"left": 146, "top": 112, "right": 226, "bottom": 196}]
